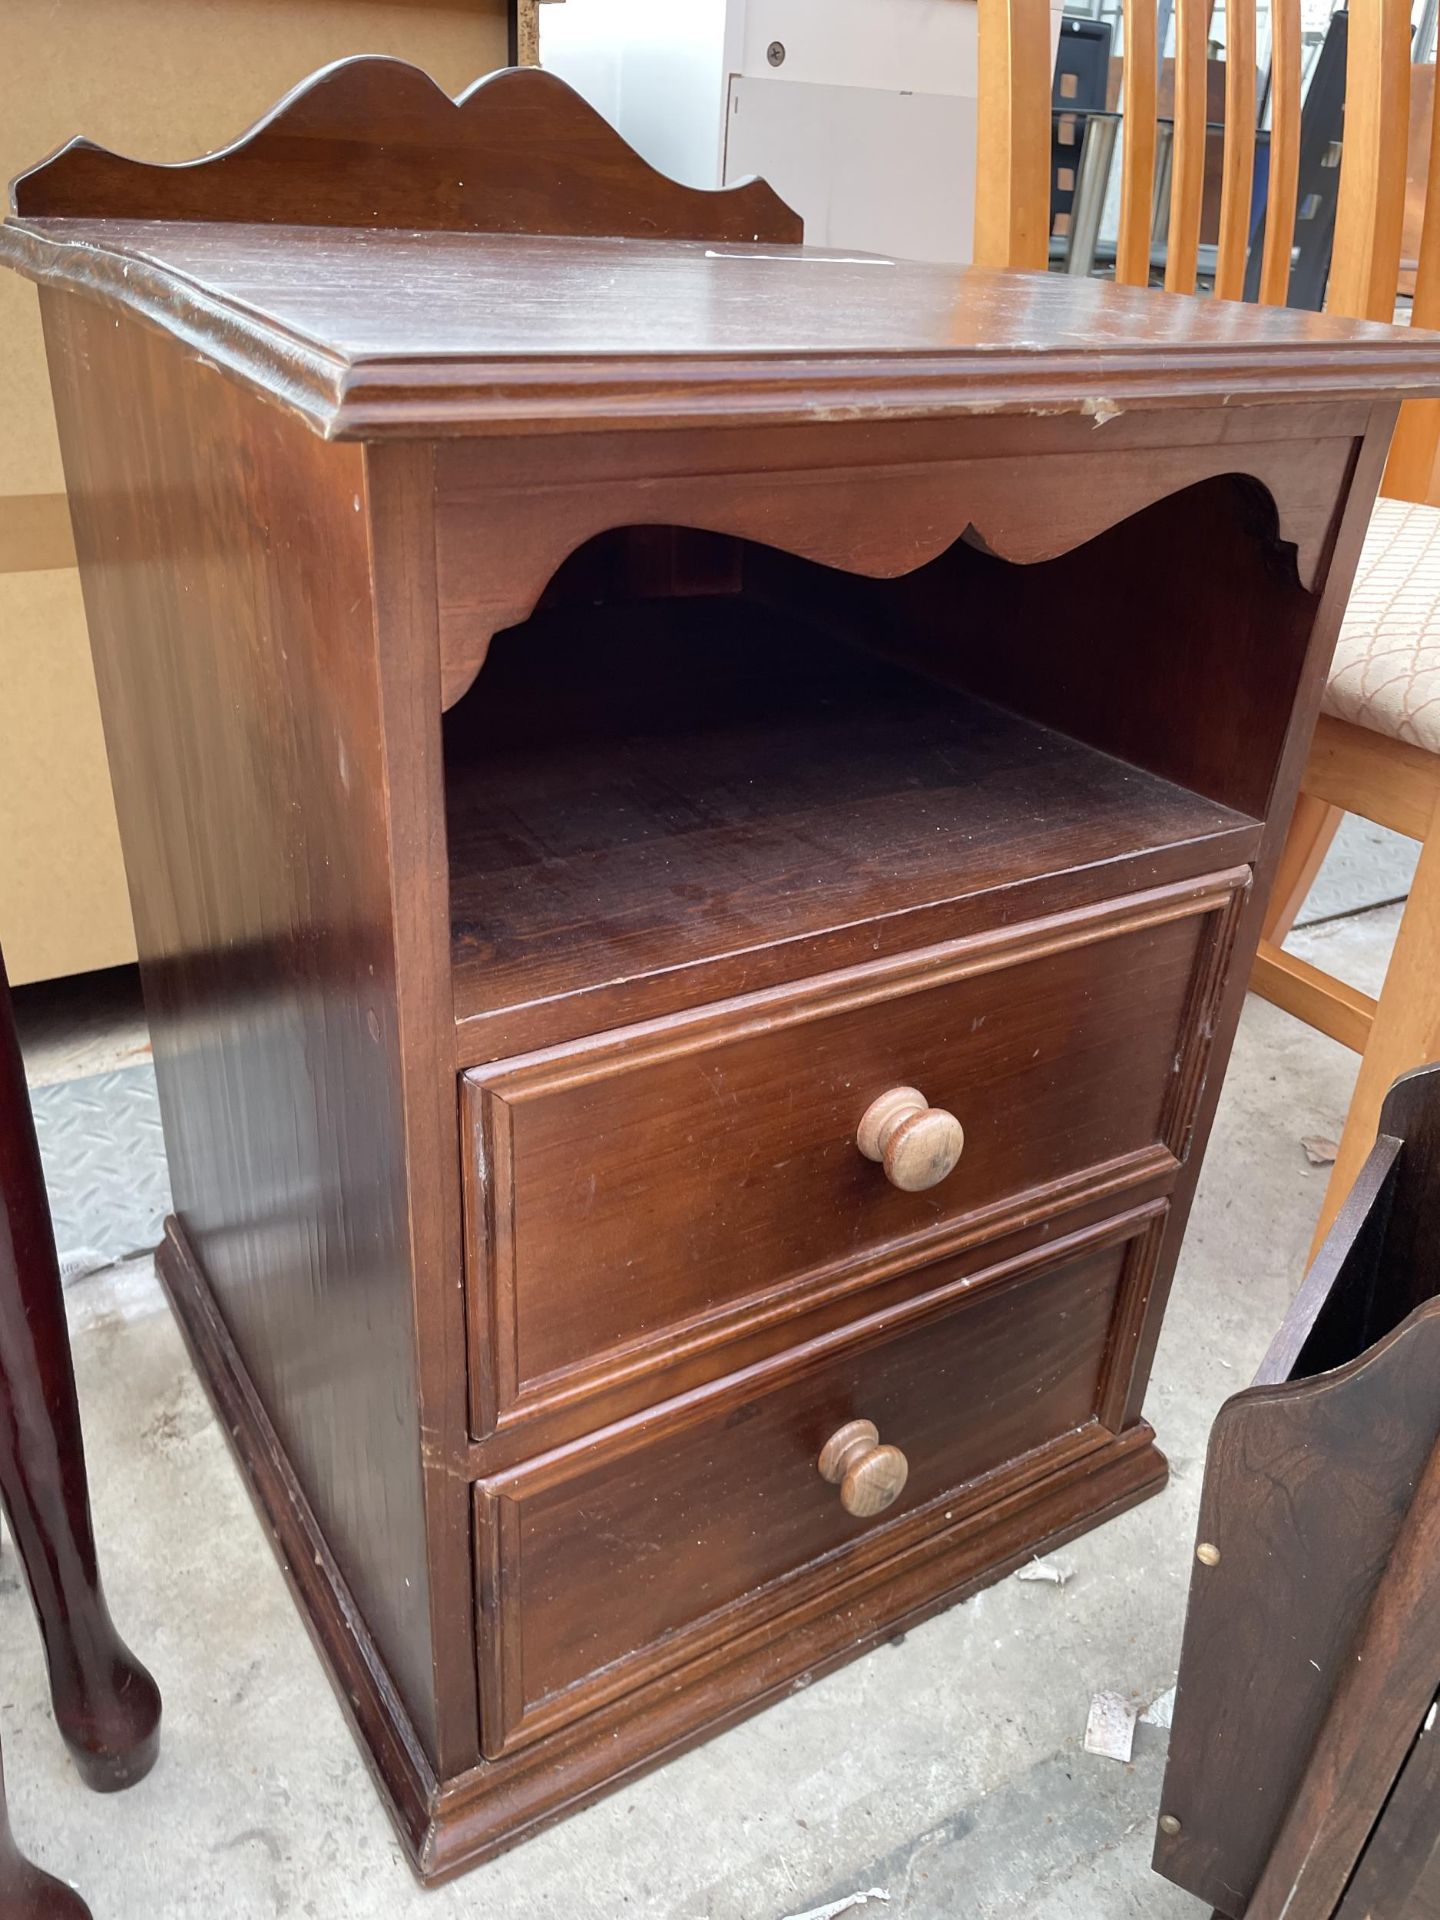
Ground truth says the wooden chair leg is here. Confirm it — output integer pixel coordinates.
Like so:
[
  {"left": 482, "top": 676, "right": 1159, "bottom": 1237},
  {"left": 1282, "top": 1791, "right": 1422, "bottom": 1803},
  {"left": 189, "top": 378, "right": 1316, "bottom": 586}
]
[
  {"left": 0, "top": 947, "right": 161, "bottom": 1792},
  {"left": 0, "top": 1739, "right": 90, "bottom": 1920},
  {"left": 1309, "top": 803, "right": 1440, "bottom": 1259},
  {"left": 1262, "top": 793, "right": 1345, "bottom": 944}
]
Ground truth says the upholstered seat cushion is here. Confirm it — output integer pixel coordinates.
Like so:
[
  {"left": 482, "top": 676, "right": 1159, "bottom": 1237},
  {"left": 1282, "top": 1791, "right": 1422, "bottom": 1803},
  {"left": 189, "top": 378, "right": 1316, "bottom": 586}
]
[{"left": 1324, "top": 496, "right": 1440, "bottom": 754}]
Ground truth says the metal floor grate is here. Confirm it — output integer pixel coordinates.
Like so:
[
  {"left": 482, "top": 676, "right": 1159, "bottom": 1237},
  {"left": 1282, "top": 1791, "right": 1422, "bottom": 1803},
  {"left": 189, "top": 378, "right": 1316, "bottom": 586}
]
[{"left": 28, "top": 1064, "right": 172, "bottom": 1272}]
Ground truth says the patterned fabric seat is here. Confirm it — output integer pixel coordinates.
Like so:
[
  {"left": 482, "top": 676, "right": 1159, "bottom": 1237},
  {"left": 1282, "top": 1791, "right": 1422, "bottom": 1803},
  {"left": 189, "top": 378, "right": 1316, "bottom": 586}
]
[{"left": 1324, "top": 497, "right": 1440, "bottom": 754}]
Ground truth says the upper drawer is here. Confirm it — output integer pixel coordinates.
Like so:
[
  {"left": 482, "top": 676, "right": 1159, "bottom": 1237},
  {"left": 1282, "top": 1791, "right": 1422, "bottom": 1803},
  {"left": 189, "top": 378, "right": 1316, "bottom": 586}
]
[{"left": 463, "top": 870, "right": 1245, "bottom": 1433}]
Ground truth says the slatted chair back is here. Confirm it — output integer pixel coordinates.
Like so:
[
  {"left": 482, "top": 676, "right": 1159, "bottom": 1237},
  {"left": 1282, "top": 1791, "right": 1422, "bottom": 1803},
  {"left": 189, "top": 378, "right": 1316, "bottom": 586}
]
[{"left": 976, "top": 0, "right": 1440, "bottom": 501}]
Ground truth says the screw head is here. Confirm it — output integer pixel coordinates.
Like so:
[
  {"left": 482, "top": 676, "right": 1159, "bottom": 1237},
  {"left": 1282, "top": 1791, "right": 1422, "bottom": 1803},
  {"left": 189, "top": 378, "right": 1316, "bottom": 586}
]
[
  {"left": 767, "top": 39, "right": 786, "bottom": 65},
  {"left": 1159, "top": 1813, "right": 1183, "bottom": 1838},
  {"left": 1196, "top": 1541, "right": 1221, "bottom": 1567}
]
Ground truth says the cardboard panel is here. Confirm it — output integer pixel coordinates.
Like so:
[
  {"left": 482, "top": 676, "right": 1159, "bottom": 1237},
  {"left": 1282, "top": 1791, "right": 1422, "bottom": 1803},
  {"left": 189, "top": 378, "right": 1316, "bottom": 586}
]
[
  {"left": 3, "top": 0, "right": 510, "bottom": 496},
  {"left": 2, "top": 1, "right": 509, "bottom": 980},
  {"left": 0, "top": 569, "right": 134, "bottom": 984}
]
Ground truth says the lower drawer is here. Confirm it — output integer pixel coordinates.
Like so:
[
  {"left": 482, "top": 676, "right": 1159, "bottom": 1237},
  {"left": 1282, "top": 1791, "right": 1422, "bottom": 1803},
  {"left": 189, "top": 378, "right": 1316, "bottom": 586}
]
[{"left": 474, "top": 1202, "right": 1164, "bottom": 1756}]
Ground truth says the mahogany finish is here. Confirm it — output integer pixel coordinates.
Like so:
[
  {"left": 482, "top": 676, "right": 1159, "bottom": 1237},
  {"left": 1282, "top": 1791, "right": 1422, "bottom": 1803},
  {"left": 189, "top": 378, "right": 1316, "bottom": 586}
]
[
  {"left": 1156, "top": 1064, "right": 1440, "bottom": 1917},
  {"left": 10, "top": 59, "right": 801, "bottom": 245},
  {"left": 443, "top": 592, "right": 1260, "bottom": 1052},
  {"left": 6, "top": 61, "right": 1440, "bottom": 1881},
  {"left": 478, "top": 1219, "right": 1152, "bottom": 1756},
  {"left": 0, "top": 946, "right": 160, "bottom": 1915},
  {"left": 0, "top": 1749, "right": 89, "bottom": 1920},
  {"left": 461, "top": 875, "right": 1242, "bottom": 1437},
  {"left": 36, "top": 301, "right": 455, "bottom": 1765},
  {"left": 1334, "top": 1711, "right": 1440, "bottom": 1918}
]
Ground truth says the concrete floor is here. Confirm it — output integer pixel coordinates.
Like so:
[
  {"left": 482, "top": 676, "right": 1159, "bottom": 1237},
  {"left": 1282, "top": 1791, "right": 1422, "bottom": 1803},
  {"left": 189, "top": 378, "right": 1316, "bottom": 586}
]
[{"left": 4, "top": 844, "right": 1404, "bottom": 1919}]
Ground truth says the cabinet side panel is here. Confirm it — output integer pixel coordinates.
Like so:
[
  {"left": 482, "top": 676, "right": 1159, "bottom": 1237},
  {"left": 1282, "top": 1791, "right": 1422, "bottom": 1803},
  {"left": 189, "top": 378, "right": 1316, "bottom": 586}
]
[{"left": 39, "top": 295, "right": 440, "bottom": 1758}]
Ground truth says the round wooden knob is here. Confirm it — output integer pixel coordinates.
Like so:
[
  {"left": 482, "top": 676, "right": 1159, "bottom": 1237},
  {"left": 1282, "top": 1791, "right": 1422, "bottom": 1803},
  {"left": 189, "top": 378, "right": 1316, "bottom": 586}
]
[
  {"left": 817, "top": 1418, "right": 909, "bottom": 1518},
  {"left": 856, "top": 1086, "right": 964, "bottom": 1192}
]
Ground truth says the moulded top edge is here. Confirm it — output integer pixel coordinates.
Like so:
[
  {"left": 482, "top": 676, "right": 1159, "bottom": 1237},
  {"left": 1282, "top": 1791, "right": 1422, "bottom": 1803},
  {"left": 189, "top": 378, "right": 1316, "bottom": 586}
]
[{"left": 7, "top": 213, "right": 1440, "bottom": 442}]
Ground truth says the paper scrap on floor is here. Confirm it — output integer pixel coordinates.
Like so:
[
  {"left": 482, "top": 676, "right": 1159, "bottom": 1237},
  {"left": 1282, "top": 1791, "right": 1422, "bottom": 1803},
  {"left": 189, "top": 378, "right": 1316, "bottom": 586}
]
[
  {"left": 782, "top": 1891, "right": 890, "bottom": 1920},
  {"left": 1084, "top": 1690, "right": 1138, "bottom": 1763},
  {"left": 1015, "top": 1555, "right": 1073, "bottom": 1587},
  {"left": 1142, "top": 1684, "right": 1177, "bottom": 1730}
]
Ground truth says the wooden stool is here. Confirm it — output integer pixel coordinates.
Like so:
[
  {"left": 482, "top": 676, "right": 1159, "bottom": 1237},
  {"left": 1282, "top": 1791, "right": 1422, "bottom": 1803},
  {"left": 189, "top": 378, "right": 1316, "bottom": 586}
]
[{"left": 0, "top": 945, "right": 161, "bottom": 1917}]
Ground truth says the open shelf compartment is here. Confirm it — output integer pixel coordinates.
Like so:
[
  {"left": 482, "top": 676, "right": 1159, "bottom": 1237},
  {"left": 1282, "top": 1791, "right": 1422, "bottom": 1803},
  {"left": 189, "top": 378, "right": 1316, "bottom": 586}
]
[{"left": 444, "top": 523, "right": 1265, "bottom": 1064}]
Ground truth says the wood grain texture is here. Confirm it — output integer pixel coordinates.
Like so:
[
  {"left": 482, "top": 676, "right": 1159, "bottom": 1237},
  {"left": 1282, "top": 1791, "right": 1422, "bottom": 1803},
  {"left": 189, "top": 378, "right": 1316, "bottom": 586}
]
[
  {"left": 432, "top": 414, "right": 1365, "bottom": 707},
  {"left": 9, "top": 58, "right": 800, "bottom": 245},
  {"left": 1360, "top": 1063, "right": 1440, "bottom": 1334},
  {"left": 853, "top": 471, "right": 1321, "bottom": 822},
  {"left": 161, "top": 1205, "right": 1164, "bottom": 1880},
  {"left": 34, "top": 374, "right": 1395, "bottom": 1891},
  {"left": 443, "top": 1426, "right": 1166, "bottom": 1879},
  {"left": 1213, "top": 0, "right": 1256, "bottom": 302},
  {"left": 1163, "top": 0, "right": 1208, "bottom": 295},
  {"left": 955, "top": 410, "right": 1396, "bottom": 1435},
  {"left": 1309, "top": 794, "right": 1440, "bottom": 1256},
  {"left": 0, "top": 941, "right": 159, "bottom": 1821},
  {"left": 975, "top": 0, "right": 1053, "bottom": 269},
  {"left": 476, "top": 1214, "right": 1161, "bottom": 1756},
  {"left": 361, "top": 442, "right": 482, "bottom": 1774},
  {"left": 1156, "top": 1065, "right": 1440, "bottom": 1915},
  {"left": 1259, "top": 0, "right": 1301, "bottom": 304},
  {"left": 1155, "top": 1303, "right": 1440, "bottom": 1912},
  {"left": 444, "top": 584, "right": 1260, "bottom": 1051},
  {"left": 1259, "top": 792, "right": 1344, "bottom": 944},
  {"left": 11, "top": 57, "right": 1422, "bottom": 1885},
  {"left": 1115, "top": 0, "right": 1159, "bottom": 288},
  {"left": 1246, "top": 1430, "right": 1440, "bottom": 1918},
  {"left": 7, "top": 216, "right": 1440, "bottom": 443},
  {"left": 1251, "top": 939, "right": 1377, "bottom": 1054},
  {"left": 1303, "top": 710, "right": 1440, "bottom": 842},
  {"left": 39, "top": 297, "right": 450, "bottom": 1765},
  {"left": 0, "top": 1739, "right": 89, "bottom": 1918},
  {"left": 1328, "top": 0, "right": 1411, "bottom": 323},
  {"left": 1335, "top": 1711, "right": 1440, "bottom": 1918},
  {"left": 158, "top": 1221, "right": 439, "bottom": 1865},
  {"left": 1402, "top": 65, "right": 1440, "bottom": 312},
  {"left": 462, "top": 879, "right": 1241, "bottom": 1435},
  {"left": 1255, "top": 1133, "right": 1403, "bottom": 1392},
  {"left": 467, "top": 1166, "right": 1182, "bottom": 1480},
  {"left": 1385, "top": 44, "right": 1440, "bottom": 500}
]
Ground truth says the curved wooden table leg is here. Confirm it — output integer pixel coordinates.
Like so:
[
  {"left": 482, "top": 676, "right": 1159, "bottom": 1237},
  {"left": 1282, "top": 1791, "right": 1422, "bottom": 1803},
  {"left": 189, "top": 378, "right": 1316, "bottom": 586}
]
[
  {"left": 0, "top": 945, "right": 160, "bottom": 1792},
  {"left": 0, "top": 1740, "right": 91, "bottom": 1920}
]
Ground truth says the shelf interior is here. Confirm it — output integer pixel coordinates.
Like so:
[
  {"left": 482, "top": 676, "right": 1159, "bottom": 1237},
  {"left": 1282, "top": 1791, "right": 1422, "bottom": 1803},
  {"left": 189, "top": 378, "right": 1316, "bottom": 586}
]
[{"left": 445, "top": 575, "right": 1259, "bottom": 1054}]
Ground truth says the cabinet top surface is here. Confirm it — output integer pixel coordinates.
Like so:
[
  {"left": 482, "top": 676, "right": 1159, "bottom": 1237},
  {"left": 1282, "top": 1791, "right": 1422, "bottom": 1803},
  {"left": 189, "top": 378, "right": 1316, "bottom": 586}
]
[{"left": 6, "top": 57, "right": 1440, "bottom": 440}]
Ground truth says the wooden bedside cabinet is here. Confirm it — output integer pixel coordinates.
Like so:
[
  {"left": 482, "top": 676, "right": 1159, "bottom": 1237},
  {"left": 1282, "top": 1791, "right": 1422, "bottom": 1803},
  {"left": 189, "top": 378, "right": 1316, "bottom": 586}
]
[{"left": 4, "top": 56, "right": 1438, "bottom": 1883}]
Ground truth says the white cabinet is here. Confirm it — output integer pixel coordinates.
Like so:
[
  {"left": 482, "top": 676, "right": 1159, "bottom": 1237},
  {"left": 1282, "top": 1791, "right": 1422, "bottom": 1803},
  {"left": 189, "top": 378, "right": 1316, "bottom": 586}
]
[{"left": 540, "top": 0, "right": 995, "bottom": 264}]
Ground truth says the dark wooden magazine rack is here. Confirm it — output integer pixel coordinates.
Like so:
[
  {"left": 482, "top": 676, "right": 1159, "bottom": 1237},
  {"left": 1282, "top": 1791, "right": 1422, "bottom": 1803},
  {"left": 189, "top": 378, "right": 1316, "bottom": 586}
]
[
  {"left": 4, "top": 56, "right": 1439, "bottom": 1882},
  {"left": 1157, "top": 1061, "right": 1440, "bottom": 1918}
]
